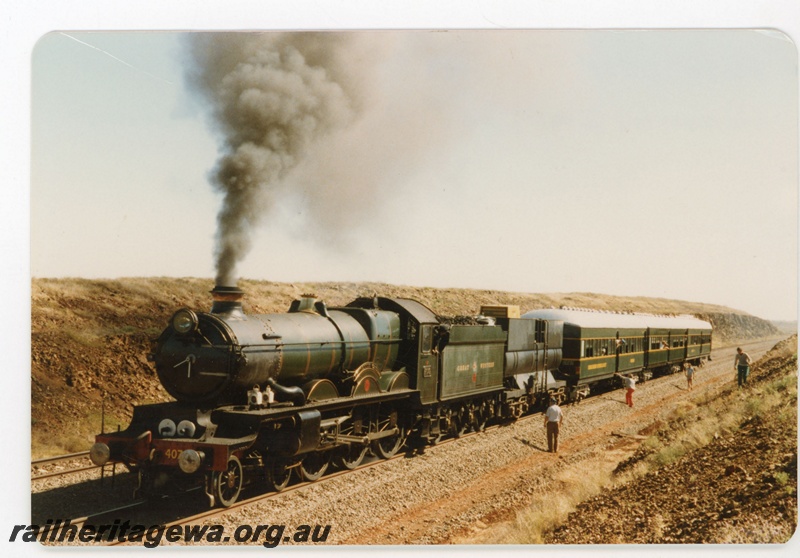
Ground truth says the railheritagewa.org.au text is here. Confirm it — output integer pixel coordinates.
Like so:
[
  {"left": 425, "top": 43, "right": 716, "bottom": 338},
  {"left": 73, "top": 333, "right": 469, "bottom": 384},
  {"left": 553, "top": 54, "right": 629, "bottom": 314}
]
[{"left": 9, "top": 520, "right": 331, "bottom": 548}]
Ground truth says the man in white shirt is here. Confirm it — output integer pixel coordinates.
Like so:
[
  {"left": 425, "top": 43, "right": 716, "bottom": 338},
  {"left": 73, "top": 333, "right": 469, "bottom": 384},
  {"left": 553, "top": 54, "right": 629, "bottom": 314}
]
[{"left": 544, "top": 398, "right": 564, "bottom": 453}]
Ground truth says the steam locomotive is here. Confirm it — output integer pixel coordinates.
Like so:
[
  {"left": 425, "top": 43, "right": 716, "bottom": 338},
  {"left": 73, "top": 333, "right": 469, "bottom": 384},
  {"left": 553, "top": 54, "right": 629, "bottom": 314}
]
[{"left": 90, "top": 286, "right": 711, "bottom": 507}]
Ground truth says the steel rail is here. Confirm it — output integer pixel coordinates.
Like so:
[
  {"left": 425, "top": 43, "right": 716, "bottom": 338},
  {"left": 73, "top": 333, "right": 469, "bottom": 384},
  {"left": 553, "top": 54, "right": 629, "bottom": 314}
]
[
  {"left": 32, "top": 450, "right": 90, "bottom": 466},
  {"left": 32, "top": 464, "right": 101, "bottom": 481}
]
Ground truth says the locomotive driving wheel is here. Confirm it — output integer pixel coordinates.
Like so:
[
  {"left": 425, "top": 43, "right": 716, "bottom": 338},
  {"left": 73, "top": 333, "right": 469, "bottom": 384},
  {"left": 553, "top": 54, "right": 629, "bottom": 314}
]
[
  {"left": 373, "top": 427, "right": 407, "bottom": 458},
  {"left": 333, "top": 416, "right": 369, "bottom": 469},
  {"left": 372, "top": 409, "right": 407, "bottom": 459},
  {"left": 334, "top": 442, "right": 368, "bottom": 470},
  {"left": 299, "top": 451, "right": 330, "bottom": 481},
  {"left": 265, "top": 458, "right": 292, "bottom": 492},
  {"left": 212, "top": 455, "right": 243, "bottom": 508}
]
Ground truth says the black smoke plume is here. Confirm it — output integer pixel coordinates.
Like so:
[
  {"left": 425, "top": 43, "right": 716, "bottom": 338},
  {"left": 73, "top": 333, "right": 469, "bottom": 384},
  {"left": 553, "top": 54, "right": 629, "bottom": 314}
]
[{"left": 186, "top": 33, "right": 371, "bottom": 286}]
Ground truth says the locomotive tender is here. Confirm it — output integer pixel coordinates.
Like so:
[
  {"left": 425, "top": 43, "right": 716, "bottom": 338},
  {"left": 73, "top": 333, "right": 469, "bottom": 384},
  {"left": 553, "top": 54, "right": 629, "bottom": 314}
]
[{"left": 90, "top": 287, "right": 711, "bottom": 507}]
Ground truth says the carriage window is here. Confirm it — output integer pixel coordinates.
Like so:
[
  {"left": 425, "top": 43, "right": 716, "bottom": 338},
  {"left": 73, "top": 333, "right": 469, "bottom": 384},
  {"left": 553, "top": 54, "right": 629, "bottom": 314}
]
[{"left": 421, "top": 325, "right": 433, "bottom": 354}]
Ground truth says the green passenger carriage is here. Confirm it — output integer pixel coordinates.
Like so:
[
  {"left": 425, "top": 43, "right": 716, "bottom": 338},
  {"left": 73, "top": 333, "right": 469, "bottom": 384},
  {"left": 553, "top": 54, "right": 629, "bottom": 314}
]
[{"left": 521, "top": 308, "right": 712, "bottom": 395}]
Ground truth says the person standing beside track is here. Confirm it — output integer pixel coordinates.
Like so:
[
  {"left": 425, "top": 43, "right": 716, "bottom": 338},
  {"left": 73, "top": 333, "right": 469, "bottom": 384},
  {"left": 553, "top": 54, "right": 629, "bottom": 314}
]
[
  {"left": 685, "top": 362, "right": 695, "bottom": 391},
  {"left": 615, "top": 373, "right": 636, "bottom": 407},
  {"left": 734, "top": 347, "right": 752, "bottom": 387},
  {"left": 544, "top": 398, "right": 563, "bottom": 453}
]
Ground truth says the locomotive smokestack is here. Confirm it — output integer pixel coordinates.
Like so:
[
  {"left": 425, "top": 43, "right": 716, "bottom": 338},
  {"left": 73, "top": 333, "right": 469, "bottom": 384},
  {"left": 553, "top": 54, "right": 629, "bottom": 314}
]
[{"left": 210, "top": 285, "right": 245, "bottom": 317}]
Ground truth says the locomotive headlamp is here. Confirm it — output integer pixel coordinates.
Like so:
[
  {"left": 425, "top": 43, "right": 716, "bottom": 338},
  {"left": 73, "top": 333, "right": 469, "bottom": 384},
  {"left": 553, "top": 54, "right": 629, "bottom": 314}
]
[
  {"left": 177, "top": 420, "right": 196, "bottom": 438},
  {"left": 158, "top": 419, "right": 177, "bottom": 437},
  {"left": 89, "top": 442, "right": 110, "bottom": 466},
  {"left": 178, "top": 449, "right": 205, "bottom": 474},
  {"left": 171, "top": 309, "right": 198, "bottom": 334}
]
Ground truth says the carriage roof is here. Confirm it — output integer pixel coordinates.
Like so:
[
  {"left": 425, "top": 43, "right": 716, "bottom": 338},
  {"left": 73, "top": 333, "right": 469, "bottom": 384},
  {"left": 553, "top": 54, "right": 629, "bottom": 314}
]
[{"left": 521, "top": 308, "right": 711, "bottom": 331}]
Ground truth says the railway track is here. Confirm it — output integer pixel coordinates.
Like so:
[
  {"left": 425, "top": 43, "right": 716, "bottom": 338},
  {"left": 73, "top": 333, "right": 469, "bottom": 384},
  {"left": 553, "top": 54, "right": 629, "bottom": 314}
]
[
  {"left": 31, "top": 451, "right": 102, "bottom": 481},
  {"left": 33, "top": 451, "right": 89, "bottom": 466}
]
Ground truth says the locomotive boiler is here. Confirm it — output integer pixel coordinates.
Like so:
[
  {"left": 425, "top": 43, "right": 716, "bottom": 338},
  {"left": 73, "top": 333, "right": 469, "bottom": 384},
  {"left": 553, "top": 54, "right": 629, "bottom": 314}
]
[{"left": 154, "top": 286, "right": 402, "bottom": 405}]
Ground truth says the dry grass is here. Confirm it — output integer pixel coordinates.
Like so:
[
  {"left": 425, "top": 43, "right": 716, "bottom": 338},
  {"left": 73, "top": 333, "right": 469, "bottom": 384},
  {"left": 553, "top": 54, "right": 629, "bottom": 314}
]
[
  {"left": 642, "top": 374, "right": 794, "bottom": 471},
  {"left": 495, "top": 466, "right": 614, "bottom": 544},
  {"left": 651, "top": 444, "right": 686, "bottom": 467},
  {"left": 31, "top": 407, "right": 128, "bottom": 458},
  {"left": 32, "top": 430, "right": 91, "bottom": 457}
]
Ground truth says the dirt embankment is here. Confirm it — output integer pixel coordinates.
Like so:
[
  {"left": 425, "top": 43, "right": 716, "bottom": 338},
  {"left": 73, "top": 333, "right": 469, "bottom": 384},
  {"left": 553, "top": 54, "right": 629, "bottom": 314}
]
[
  {"left": 543, "top": 336, "right": 798, "bottom": 544},
  {"left": 697, "top": 311, "right": 784, "bottom": 344},
  {"left": 30, "top": 277, "right": 782, "bottom": 457}
]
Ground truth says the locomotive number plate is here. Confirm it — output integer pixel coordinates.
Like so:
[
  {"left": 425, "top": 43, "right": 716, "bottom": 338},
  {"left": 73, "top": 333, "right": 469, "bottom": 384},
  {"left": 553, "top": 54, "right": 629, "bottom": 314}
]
[{"left": 162, "top": 448, "right": 181, "bottom": 461}]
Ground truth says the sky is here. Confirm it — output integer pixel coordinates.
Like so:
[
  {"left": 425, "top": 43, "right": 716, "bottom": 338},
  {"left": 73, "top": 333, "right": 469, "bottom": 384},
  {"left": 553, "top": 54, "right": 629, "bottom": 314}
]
[
  {"left": 27, "top": 27, "right": 797, "bottom": 321},
  {"left": 3, "top": 2, "right": 800, "bottom": 557}
]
